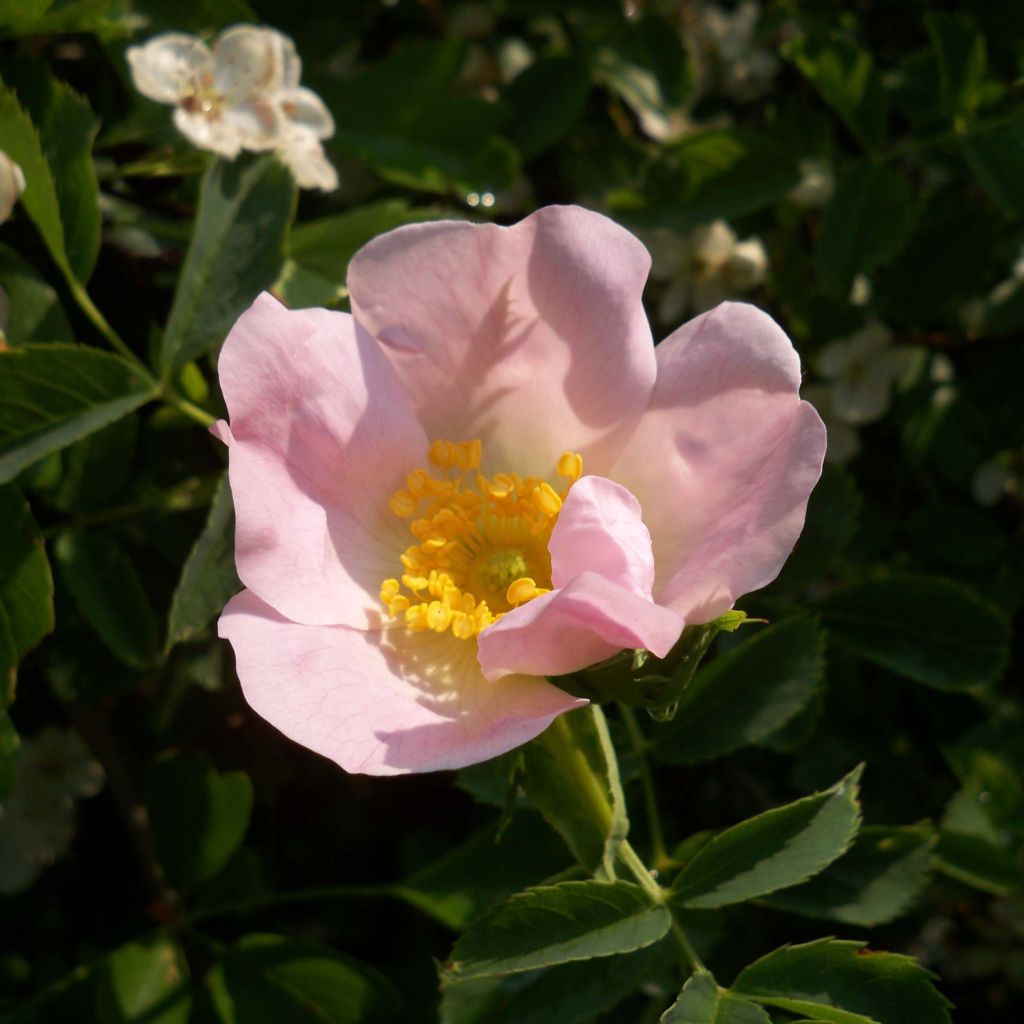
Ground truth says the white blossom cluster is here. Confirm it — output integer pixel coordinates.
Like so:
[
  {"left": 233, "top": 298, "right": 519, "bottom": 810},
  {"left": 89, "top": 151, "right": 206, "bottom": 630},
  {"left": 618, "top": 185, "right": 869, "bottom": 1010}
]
[
  {"left": 803, "top": 323, "right": 918, "bottom": 465},
  {"left": 127, "top": 25, "right": 338, "bottom": 190},
  {"left": 0, "top": 728, "right": 104, "bottom": 894},
  {"left": 646, "top": 219, "right": 768, "bottom": 324},
  {"left": 697, "top": 1, "right": 780, "bottom": 103}
]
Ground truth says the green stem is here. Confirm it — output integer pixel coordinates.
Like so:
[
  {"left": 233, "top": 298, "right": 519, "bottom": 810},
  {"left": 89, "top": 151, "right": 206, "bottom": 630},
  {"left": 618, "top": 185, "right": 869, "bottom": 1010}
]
[
  {"left": 66, "top": 276, "right": 138, "bottom": 364},
  {"left": 671, "top": 920, "right": 706, "bottom": 974},
  {"left": 164, "top": 391, "right": 217, "bottom": 428},
  {"left": 618, "top": 839, "right": 664, "bottom": 903},
  {"left": 620, "top": 705, "right": 669, "bottom": 870}
]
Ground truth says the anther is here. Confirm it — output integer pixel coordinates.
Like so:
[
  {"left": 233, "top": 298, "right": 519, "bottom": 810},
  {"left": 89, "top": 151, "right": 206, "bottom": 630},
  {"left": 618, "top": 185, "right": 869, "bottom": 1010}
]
[
  {"left": 532, "top": 482, "right": 562, "bottom": 517},
  {"left": 557, "top": 451, "right": 583, "bottom": 481}
]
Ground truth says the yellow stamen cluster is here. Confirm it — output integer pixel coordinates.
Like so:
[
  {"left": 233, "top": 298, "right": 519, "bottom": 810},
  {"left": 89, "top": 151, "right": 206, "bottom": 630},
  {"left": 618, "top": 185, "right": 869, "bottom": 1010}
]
[{"left": 379, "top": 439, "right": 583, "bottom": 640}]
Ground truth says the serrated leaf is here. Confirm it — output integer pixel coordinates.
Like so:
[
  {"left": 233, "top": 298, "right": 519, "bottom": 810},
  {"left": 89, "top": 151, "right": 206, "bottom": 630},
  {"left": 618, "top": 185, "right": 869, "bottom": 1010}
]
[
  {"left": 208, "top": 933, "right": 400, "bottom": 1024},
  {"left": 0, "top": 242, "right": 71, "bottom": 343},
  {"left": 762, "top": 824, "right": 936, "bottom": 927},
  {"left": 5, "top": 61, "right": 101, "bottom": 282},
  {"left": 0, "top": 343, "right": 156, "bottom": 484},
  {"left": 669, "top": 766, "right": 862, "bottom": 910},
  {"left": 521, "top": 706, "right": 629, "bottom": 876},
  {"left": 732, "top": 938, "right": 952, "bottom": 1024},
  {"left": 925, "top": 13, "right": 989, "bottom": 119},
  {"left": 820, "top": 575, "right": 1009, "bottom": 690},
  {"left": 651, "top": 616, "right": 825, "bottom": 765},
  {"left": 441, "top": 939, "right": 673, "bottom": 1024},
  {"left": 95, "top": 935, "right": 191, "bottom": 1024},
  {"left": 661, "top": 970, "right": 771, "bottom": 1024},
  {"left": 166, "top": 475, "right": 240, "bottom": 651},
  {"left": 816, "top": 163, "right": 914, "bottom": 297},
  {"left": 160, "top": 155, "right": 295, "bottom": 378},
  {"left": 54, "top": 530, "right": 160, "bottom": 669},
  {"left": 442, "top": 880, "right": 671, "bottom": 982},
  {"left": 786, "top": 34, "right": 888, "bottom": 152},
  {"left": 0, "top": 485, "right": 53, "bottom": 682},
  {"left": 147, "top": 753, "right": 252, "bottom": 891}
]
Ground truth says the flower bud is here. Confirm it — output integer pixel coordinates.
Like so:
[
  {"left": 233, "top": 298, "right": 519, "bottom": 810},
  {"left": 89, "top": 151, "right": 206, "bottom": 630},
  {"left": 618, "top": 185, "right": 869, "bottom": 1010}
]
[{"left": 0, "top": 151, "right": 26, "bottom": 225}]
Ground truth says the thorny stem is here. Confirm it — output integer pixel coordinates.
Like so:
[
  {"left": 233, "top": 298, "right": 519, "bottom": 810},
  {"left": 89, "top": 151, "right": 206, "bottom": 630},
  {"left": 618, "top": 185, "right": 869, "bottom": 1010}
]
[{"left": 620, "top": 704, "right": 669, "bottom": 870}]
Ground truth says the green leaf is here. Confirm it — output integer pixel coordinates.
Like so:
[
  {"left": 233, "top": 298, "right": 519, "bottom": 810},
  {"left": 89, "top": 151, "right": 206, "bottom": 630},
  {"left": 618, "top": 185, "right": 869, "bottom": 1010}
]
[
  {"left": 0, "top": 242, "right": 71, "bottom": 342},
  {"left": 0, "top": 343, "right": 156, "bottom": 484},
  {"left": 669, "top": 766, "right": 862, "bottom": 910},
  {"left": 54, "top": 530, "right": 160, "bottom": 669},
  {"left": 521, "top": 706, "right": 629, "bottom": 876},
  {"left": 0, "top": 710, "right": 18, "bottom": 800},
  {"left": 651, "top": 616, "right": 825, "bottom": 765},
  {"left": 959, "top": 112, "right": 1024, "bottom": 216},
  {"left": 661, "top": 970, "right": 772, "bottom": 1024},
  {"left": 620, "top": 129, "right": 798, "bottom": 231},
  {"left": 819, "top": 575, "right": 1009, "bottom": 690},
  {"left": 440, "top": 940, "right": 673, "bottom": 1024},
  {"left": 785, "top": 33, "right": 888, "bottom": 152},
  {"left": 279, "top": 199, "right": 447, "bottom": 308},
  {"left": 160, "top": 154, "right": 296, "bottom": 378},
  {"left": 208, "top": 933, "right": 400, "bottom": 1024},
  {"left": 165, "top": 475, "right": 240, "bottom": 651},
  {"left": 4, "top": 61, "right": 101, "bottom": 282},
  {"left": 95, "top": 935, "right": 191, "bottom": 1024},
  {"left": 732, "top": 938, "right": 953, "bottom": 1024},
  {"left": 762, "top": 824, "right": 936, "bottom": 926},
  {"left": 924, "top": 13, "right": 989, "bottom": 120},
  {"left": 774, "top": 464, "right": 860, "bottom": 589},
  {"left": 816, "top": 163, "right": 914, "bottom": 297},
  {"left": 146, "top": 752, "right": 253, "bottom": 891},
  {"left": 398, "top": 812, "right": 571, "bottom": 930},
  {"left": 0, "top": 484, "right": 53, "bottom": 680},
  {"left": 442, "top": 879, "right": 671, "bottom": 983},
  {"left": 504, "top": 57, "right": 590, "bottom": 160}
]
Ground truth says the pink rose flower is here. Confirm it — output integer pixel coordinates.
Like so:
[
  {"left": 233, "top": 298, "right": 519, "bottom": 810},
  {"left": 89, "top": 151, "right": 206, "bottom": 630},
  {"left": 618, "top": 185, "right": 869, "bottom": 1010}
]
[{"left": 216, "top": 206, "right": 826, "bottom": 775}]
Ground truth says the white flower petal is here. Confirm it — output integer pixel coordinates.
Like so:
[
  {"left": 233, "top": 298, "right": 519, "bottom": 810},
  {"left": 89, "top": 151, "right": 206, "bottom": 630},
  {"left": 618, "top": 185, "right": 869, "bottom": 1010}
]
[
  {"left": 727, "top": 237, "right": 768, "bottom": 289},
  {"left": 0, "top": 151, "right": 24, "bottom": 225},
  {"left": 279, "top": 86, "right": 334, "bottom": 140},
  {"left": 213, "top": 24, "right": 292, "bottom": 102},
  {"left": 173, "top": 107, "right": 243, "bottom": 158},
  {"left": 278, "top": 130, "right": 338, "bottom": 191},
  {"left": 126, "top": 32, "right": 212, "bottom": 105},
  {"left": 222, "top": 98, "right": 285, "bottom": 151}
]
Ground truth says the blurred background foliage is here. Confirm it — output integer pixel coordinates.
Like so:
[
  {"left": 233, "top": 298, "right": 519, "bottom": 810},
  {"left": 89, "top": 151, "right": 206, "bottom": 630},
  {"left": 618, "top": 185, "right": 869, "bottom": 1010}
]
[{"left": 1, "top": 0, "right": 1023, "bottom": 1020}]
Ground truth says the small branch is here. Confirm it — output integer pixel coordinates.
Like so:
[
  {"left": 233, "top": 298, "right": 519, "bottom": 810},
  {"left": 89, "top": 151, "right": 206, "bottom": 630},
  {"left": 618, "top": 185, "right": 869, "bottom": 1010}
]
[{"left": 620, "top": 705, "right": 669, "bottom": 869}]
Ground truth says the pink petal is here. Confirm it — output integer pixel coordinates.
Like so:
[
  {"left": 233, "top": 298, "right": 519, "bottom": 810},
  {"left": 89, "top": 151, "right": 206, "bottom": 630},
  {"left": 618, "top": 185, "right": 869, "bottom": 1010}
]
[
  {"left": 219, "top": 293, "right": 428, "bottom": 627},
  {"left": 346, "top": 205, "right": 656, "bottom": 475},
  {"left": 610, "top": 302, "right": 827, "bottom": 622},
  {"left": 477, "top": 572, "right": 684, "bottom": 682},
  {"left": 219, "top": 589, "right": 585, "bottom": 775},
  {"left": 549, "top": 476, "right": 656, "bottom": 598}
]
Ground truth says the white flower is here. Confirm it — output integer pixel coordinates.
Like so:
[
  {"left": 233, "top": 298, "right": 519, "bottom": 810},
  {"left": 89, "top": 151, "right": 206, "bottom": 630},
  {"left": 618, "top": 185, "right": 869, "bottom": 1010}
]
[
  {"left": 789, "top": 158, "right": 835, "bottom": 209},
  {"left": 0, "top": 150, "right": 25, "bottom": 225},
  {"left": 0, "top": 728, "right": 104, "bottom": 894},
  {"left": 700, "top": 1, "right": 779, "bottom": 101},
  {"left": 814, "top": 323, "right": 916, "bottom": 425},
  {"left": 647, "top": 220, "right": 768, "bottom": 322},
  {"left": 127, "top": 26, "right": 295, "bottom": 158},
  {"left": 127, "top": 25, "right": 337, "bottom": 190}
]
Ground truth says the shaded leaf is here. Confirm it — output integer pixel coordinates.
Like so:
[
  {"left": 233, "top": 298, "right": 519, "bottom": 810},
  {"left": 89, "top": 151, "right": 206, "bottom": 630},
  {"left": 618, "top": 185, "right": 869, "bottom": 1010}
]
[
  {"left": 0, "top": 343, "right": 156, "bottom": 484},
  {"left": 762, "top": 824, "right": 936, "bottom": 927},
  {"left": 95, "top": 935, "right": 191, "bottom": 1024},
  {"left": 820, "top": 575, "right": 1009, "bottom": 690},
  {"left": 661, "top": 970, "right": 771, "bottom": 1024},
  {"left": 651, "top": 616, "right": 825, "bottom": 765},
  {"left": 160, "top": 155, "right": 296, "bottom": 378},
  {"left": 54, "top": 530, "right": 160, "bottom": 669},
  {"left": 442, "top": 880, "right": 671, "bottom": 983},
  {"left": 960, "top": 112, "right": 1024, "bottom": 216},
  {"left": 208, "top": 933, "right": 400, "bottom": 1024},
  {"left": 732, "top": 938, "right": 952, "bottom": 1024},
  {"left": 166, "top": 475, "right": 240, "bottom": 650},
  {"left": 669, "top": 766, "right": 862, "bottom": 910},
  {"left": 0, "top": 484, "right": 53, "bottom": 680},
  {"left": 146, "top": 752, "right": 253, "bottom": 891},
  {"left": 504, "top": 57, "right": 590, "bottom": 160}
]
